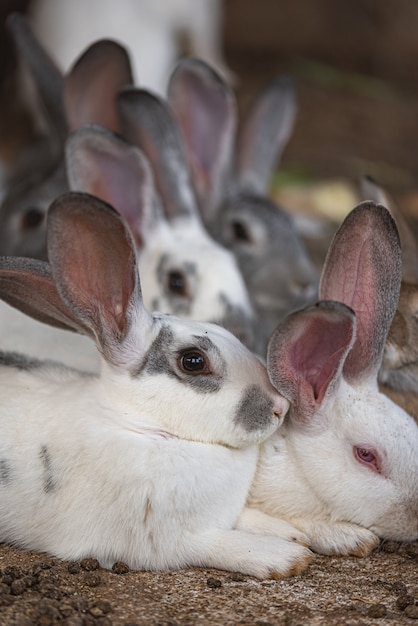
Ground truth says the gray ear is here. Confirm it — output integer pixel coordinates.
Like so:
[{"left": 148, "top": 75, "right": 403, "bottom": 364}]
[
  {"left": 168, "top": 57, "right": 236, "bottom": 223},
  {"left": 361, "top": 175, "right": 418, "bottom": 284},
  {"left": 0, "top": 256, "right": 87, "bottom": 335},
  {"left": 6, "top": 12, "right": 66, "bottom": 145},
  {"left": 236, "top": 75, "right": 297, "bottom": 194},
  {"left": 64, "top": 39, "right": 133, "bottom": 133},
  {"left": 46, "top": 192, "right": 150, "bottom": 366},
  {"left": 319, "top": 201, "right": 402, "bottom": 383},
  {"left": 117, "top": 87, "right": 201, "bottom": 222},
  {"left": 65, "top": 125, "right": 162, "bottom": 248},
  {"left": 267, "top": 301, "right": 356, "bottom": 426}
]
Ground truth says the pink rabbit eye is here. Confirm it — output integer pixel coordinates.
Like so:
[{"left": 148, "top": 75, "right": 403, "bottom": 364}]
[{"left": 354, "top": 446, "right": 381, "bottom": 474}]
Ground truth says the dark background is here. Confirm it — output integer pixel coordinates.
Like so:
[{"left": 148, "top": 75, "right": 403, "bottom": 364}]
[{"left": 2, "top": 0, "right": 418, "bottom": 204}]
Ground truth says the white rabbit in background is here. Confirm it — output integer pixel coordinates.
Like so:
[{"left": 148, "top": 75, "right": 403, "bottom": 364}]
[
  {"left": 0, "top": 190, "right": 313, "bottom": 578},
  {"left": 28, "top": 0, "right": 229, "bottom": 95},
  {"left": 248, "top": 201, "right": 418, "bottom": 556}
]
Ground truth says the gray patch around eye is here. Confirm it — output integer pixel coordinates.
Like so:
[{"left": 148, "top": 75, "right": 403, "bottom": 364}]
[
  {"left": 0, "top": 351, "right": 43, "bottom": 370},
  {"left": 235, "top": 385, "right": 274, "bottom": 432},
  {"left": 156, "top": 254, "right": 197, "bottom": 316},
  {"left": 0, "top": 459, "right": 12, "bottom": 485},
  {"left": 39, "top": 445, "right": 57, "bottom": 494},
  {"left": 134, "top": 325, "right": 224, "bottom": 393}
]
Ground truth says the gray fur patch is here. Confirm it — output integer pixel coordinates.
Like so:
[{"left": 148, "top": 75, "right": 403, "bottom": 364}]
[
  {"left": 0, "top": 459, "right": 12, "bottom": 485},
  {"left": 234, "top": 385, "right": 274, "bottom": 432},
  {"left": 0, "top": 351, "right": 43, "bottom": 370},
  {"left": 216, "top": 293, "right": 255, "bottom": 348},
  {"left": 134, "top": 325, "right": 224, "bottom": 393},
  {"left": 39, "top": 446, "right": 57, "bottom": 494}
]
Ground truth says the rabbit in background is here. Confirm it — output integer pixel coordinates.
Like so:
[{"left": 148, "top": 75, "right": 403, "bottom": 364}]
[
  {"left": 361, "top": 176, "right": 418, "bottom": 412},
  {"left": 0, "top": 190, "right": 313, "bottom": 579},
  {"left": 28, "top": 0, "right": 230, "bottom": 95},
  {"left": 167, "top": 58, "right": 319, "bottom": 355},
  {"left": 0, "top": 13, "right": 133, "bottom": 260},
  {"left": 248, "top": 201, "right": 418, "bottom": 557}
]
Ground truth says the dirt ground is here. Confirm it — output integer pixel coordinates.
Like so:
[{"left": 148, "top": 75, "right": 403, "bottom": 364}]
[
  {"left": 1, "top": 1, "right": 418, "bottom": 625},
  {"left": 0, "top": 539, "right": 417, "bottom": 625}
]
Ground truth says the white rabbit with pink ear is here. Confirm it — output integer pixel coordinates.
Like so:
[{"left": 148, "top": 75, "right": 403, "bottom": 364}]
[
  {"left": 0, "top": 190, "right": 312, "bottom": 578},
  {"left": 248, "top": 201, "right": 418, "bottom": 557},
  {"left": 65, "top": 123, "right": 255, "bottom": 348},
  {"left": 167, "top": 58, "right": 318, "bottom": 354}
]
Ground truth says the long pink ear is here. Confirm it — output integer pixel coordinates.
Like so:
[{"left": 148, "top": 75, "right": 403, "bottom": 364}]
[
  {"left": 267, "top": 301, "right": 356, "bottom": 426},
  {"left": 64, "top": 39, "right": 133, "bottom": 133},
  {"left": 47, "top": 192, "right": 147, "bottom": 365},
  {"left": 319, "top": 201, "right": 402, "bottom": 383},
  {"left": 0, "top": 256, "right": 88, "bottom": 335},
  {"left": 168, "top": 57, "right": 236, "bottom": 222},
  {"left": 65, "top": 125, "right": 160, "bottom": 247},
  {"left": 117, "top": 87, "right": 201, "bottom": 222}
]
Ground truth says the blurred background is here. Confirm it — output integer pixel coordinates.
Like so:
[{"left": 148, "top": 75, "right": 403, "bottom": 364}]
[{"left": 1, "top": 0, "right": 418, "bottom": 224}]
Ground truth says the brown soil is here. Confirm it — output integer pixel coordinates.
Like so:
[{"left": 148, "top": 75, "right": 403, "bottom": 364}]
[{"left": 1, "top": 540, "right": 418, "bottom": 625}]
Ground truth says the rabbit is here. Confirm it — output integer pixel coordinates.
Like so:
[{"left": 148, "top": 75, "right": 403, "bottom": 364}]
[
  {"left": 0, "top": 121, "right": 256, "bottom": 370},
  {"left": 361, "top": 176, "right": 418, "bottom": 403},
  {"left": 0, "top": 13, "right": 133, "bottom": 260},
  {"left": 108, "top": 89, "right": 256, "bottom": 346},
  {"left": 166, "top": 57, "right": 319, "bottom": 354},
  {"left": 248, "top": 201, "right": 418, "bottom": 557},
  {"left": 28, "top": 0, "right": 230, "bottom": 96},
  {"left": 0, "top": 189, "right": 313, "bottom": 579}
]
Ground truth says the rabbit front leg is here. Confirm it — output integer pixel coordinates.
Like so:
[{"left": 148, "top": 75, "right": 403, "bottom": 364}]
[
  {"left": 188, "top": 528, "right": 313, "bottom": 579},
  {"left": 283, "top": 518, "right": 380, "bottom": 557},
  {"left": 236, "top": 507, "right": 310, "bottom": 547}
]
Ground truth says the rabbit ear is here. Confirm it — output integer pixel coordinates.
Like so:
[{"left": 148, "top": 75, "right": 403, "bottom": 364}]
[
  {"left": 267, "top": 301, "right": 356, "bottom": 426},
  {"left": 319, "top": 201, "right": 402, "bottom": 384},
  {"left": 64, "top": 39, "right": 133, "bottom": 134},
  {"left": 117, "top": 87, "right": 201, "bottom": 223},
  {"left": 361, "top": 175, "right": 418, "bottom": 284},
  {"left": 168, "top": 57, "right": 236, "bottom": 222},
  {"left": 236, "top": 75, "right": 297, "bottom": 194},
  {"left": 65, "top": 125, "right": 161, "bottom": 247},
  {"left": 6, "top": 12, "right": 66, "bottom": 145},
  {"left": 0, "top": 256, "right": 88, "bottom": 335},
  {"left": 46, "top": 191, "right": 150, "bottom": 365}
]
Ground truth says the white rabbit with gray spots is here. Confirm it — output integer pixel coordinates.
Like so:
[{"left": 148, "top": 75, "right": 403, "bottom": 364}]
[
  {"left": 248, "top": 201, "right": 418, "bottom": 557},
  {"left": 167, "top": 58, "right": 319, "bottom": 354},
  {"left": 0, "top": 191, "right": 312, "bottom": 578}
]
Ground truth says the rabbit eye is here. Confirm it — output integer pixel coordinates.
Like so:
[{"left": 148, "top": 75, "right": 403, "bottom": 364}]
[
  {"left": 21, "top": 207, "right": 45, "bottom": 231},
  {"left": 179, "top": 350, "right": 209, "bottom": 374},
  {"left": 354, "top": 446, "right": 381, "bottom": 473},
  {"left": 231, "top": 221, "right": 251, "bottom": 243},
  {"left": 168, "top": 270, "right": 188, "bottom": 297}
]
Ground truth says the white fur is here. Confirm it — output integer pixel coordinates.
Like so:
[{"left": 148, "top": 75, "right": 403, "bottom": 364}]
[{"left": 0, "top": 191, "right": 312, "bottom": 578}]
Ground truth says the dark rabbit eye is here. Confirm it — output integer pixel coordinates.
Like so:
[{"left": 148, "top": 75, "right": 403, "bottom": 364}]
[
  {"left": 231, "top": 220, "right": 251, "bottom": 243},
  {"left": 21, "top": 207, "right": 45, "bottom": 231},
  {"left": 168, "top": 270, "right": 187, "bottom": 296},
  {"left": 179, "top": 350, "right": 209, "bottom": 374}
]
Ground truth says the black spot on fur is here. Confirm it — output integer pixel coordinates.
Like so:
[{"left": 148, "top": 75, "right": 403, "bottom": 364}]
[
  {"left": 0, "top": 459, "right": 12, "bottom": 485},
  {"left": 235, "top": 385, "right": 274, "bottom": 432},
  {"left": 0, "top": 351, "right": 43, "bottom": 370},
  {"left": 39, "top": 446, "right": 57, "bottom": 494}
]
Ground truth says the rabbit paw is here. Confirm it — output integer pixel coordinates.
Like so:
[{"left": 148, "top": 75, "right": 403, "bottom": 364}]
[
  {"left": 295, "top": 520, "right": 380, "bottom": 557},
  {"left": 237, "top": 507, "right": 310, "bottom": 546}
]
